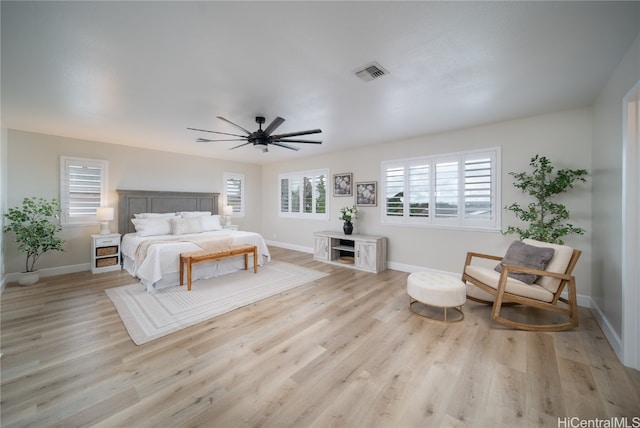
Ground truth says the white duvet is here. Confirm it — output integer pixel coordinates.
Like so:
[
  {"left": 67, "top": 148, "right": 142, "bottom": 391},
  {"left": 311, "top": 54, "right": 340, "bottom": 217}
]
[{"left": 121, "top": 230, "right": 271, "bottom": 292}]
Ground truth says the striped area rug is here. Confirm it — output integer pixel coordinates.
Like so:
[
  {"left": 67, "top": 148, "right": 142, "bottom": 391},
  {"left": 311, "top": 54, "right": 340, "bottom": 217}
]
[{"left": 106, "top": 260, "right": 328, "bottom": 345}]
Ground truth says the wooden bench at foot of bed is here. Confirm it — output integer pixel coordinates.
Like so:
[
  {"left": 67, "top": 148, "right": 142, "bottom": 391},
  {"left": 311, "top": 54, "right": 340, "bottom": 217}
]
[{"left": 179, "top": 244, "right": 258, "bottom": 291}]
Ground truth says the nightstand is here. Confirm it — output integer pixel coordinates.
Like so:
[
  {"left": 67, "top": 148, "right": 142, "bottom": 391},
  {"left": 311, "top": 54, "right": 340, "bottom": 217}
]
[
  {"left": 222, "top": 224, "right": 239, "bottom": 231},
  {"left": 91, "top": 233, "right": 121, "bottom": 274}
]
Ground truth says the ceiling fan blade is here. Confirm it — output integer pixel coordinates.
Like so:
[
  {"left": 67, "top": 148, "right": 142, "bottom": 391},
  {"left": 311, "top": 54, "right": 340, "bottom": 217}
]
[
  {"left": 187, "top": 127, "right": 247, "bottom": 138},
  {"left": 263, "top": 116, "right": 285, "bottom": 136},
  {"left": 229, "top": 141, "right": 253, "bottom": 150},
  {"left": 274, "top": 138, "right": 323, "bottom": 144},
  {"left": 216, "top": 116, "right": 252, "bottom": 135},
  {"left": 271, "top": 129, "right": 322, "bottom": 139},
  {"left": 197, "top": 138, "right": 248, "bottom": 143},
  {"left": 271, "top": 141, "right": 300, "bottom": 151}
]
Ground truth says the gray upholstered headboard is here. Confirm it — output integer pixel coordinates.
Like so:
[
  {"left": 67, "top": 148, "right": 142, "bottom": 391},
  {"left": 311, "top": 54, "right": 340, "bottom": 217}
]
[{"left": 117, "top": 189, "right": 220, "bottom": 235}]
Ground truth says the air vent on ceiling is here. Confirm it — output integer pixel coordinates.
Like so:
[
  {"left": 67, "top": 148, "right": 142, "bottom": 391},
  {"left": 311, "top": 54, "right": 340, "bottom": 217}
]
[{"left": 354, "top": 62, "right": 389, "bottom": 82}]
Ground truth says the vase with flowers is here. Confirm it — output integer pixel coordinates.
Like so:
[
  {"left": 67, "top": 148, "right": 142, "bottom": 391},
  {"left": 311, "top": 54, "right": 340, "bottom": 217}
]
[{"left": 339, "top": 205, "right": 358, "bottom": 235}]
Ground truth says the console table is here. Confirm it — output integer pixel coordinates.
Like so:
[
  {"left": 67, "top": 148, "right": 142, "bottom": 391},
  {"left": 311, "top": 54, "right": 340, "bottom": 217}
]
[{"left": 313, "top": 231, "right": 387, "bottom": 273}]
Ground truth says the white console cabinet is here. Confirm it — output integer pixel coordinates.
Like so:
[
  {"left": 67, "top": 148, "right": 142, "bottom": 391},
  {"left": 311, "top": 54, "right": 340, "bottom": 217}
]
[{"left": 313, "top": 231, "right": 387, "bottom": 273}]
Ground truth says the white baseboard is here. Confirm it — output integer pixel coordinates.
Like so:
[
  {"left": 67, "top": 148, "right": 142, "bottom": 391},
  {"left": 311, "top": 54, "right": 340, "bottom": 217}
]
[
  {"left": 387, "top": 260, "right": 454, "bottom": 275},
  {"left": 265, "top": 240, "right": 313, "bottom": 254},
  {"left": 588, "top": 297, "right": 623, "bottom": 360},
  {"left": 3, "top": 263, "right": 90, "bottom": 284}
]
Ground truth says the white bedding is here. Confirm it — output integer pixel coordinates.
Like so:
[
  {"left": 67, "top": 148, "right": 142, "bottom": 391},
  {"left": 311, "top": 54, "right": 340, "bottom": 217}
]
[{"left": 121, "top": 230, "right": 271, "bottom": 292}]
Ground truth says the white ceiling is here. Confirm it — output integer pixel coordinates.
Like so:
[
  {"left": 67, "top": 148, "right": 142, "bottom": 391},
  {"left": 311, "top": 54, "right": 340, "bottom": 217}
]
[{"left": 2, "top": 1, "right": 639, "bottom": 164}]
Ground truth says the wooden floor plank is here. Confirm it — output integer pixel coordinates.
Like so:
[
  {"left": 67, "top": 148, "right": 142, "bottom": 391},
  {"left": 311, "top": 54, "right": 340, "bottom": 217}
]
[{"left": 1, "top": 246, "right": 639, "bottom": 427}]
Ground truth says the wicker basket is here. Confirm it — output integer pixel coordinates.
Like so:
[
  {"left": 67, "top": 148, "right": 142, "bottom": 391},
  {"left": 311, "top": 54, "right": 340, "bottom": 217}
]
[
  {"left": 96, "top": 257, "right": 118, "bottom": 267},
  {"left": 96, "top": 246, "right": 118, "bottom": 257}
]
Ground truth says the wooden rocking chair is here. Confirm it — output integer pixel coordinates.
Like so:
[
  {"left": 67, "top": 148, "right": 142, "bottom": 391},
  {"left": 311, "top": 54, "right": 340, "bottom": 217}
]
[{"left": 461, "top": 239, "right": 581, "bottom": 332}]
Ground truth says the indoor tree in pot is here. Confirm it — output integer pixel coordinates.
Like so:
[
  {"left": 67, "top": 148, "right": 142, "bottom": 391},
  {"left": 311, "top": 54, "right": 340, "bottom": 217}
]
[
  {"left": 3, "top": 197, "right": 65, "bottom": 285},
  {"left": 504, "top": 155, "right": 588, "bottom": 245}
]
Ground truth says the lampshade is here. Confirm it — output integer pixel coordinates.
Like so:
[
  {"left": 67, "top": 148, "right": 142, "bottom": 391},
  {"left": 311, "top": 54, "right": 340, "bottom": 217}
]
[
  {"left": 96, "top": 207, "right": 114, "bottom": 234},
  {"left": 223, "top": 205, "right": 234, "bottom": 216},
  {"left": 96, "top": 207, "right": 114, "bottom": 221}
]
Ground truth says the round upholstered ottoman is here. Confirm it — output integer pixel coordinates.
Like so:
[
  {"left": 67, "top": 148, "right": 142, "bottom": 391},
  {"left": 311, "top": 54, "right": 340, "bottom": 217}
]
[{"left": 407, "top": 272, "right": 466, "bottom": 323}]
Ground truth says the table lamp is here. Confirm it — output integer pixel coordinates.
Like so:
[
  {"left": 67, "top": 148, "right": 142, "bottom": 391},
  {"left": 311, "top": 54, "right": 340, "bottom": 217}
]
[
  {"left": 223, "top": 205, "right": 233, "bottom": 226},
  {"left": 96, "top": 207, "right": 114, "bottom": 235}
]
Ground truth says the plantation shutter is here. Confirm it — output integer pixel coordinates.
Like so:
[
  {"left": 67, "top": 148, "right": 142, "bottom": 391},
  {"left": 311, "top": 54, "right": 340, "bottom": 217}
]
[
  {"left": 224, "top": 173, "right": 244, "bottom": 216},
  {"left": 280, "top": 178, "right": 290, "bottom": 213},
  {"left": 278, "top": 169, "right": 329, "bottom": 220},
  {"left": 434, "top": 159, "right": 458, "bottom": 219},
  {"left": 384, "top": 164, "right": 405, "bottom": 217},
  {"left": 381, "top": 148, "right": 500, "bottom": 229},
  {"left": 408, "top": 162, "right": 430, "bottom": 219},
  {"left": 60, "top": 157, "right": 107, "bottom": 225},
  {"left": 464, "top": 155, "right": 493, "bottom": 221},
  {"left": 290, "top": 177, "right": 302, "bottom": 213},
  {"left": 314, "top": 173, "right": 326, "bottom": 214}
]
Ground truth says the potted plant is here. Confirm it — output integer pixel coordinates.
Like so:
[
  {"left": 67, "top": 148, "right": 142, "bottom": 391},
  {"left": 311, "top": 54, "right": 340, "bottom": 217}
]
[
  {"left": 3, "top": 197, "right": 65, "bottom": 285},
  {"left": 339, "top": 205, "right": 358, "bottom": 235},
  {"left": 504, "top": 155, "right": 588, "bottom": 244}
]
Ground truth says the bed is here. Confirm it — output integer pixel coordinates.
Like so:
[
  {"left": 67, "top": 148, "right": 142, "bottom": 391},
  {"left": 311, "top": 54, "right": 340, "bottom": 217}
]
[{"left": 117, "top": 190, "right": 270, "bottom": 292}]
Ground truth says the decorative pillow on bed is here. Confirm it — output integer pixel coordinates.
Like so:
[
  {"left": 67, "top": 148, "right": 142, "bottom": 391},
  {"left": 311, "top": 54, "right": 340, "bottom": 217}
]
[
  {"left": 494, "top": 240, "right": 555, "bottom": 284},
  {"left": 179, "top": 211, "right": 211, "bottom": 218},
  {"left": 170, "top": 217, "right": 204, "bottom": 235},
  {"left": 201, "top": 214, "right": 223, "bottom": 231},
  {"left": 131, "top": 218, "right": 173, "bottom": 236},
  {"left": 134, "top": 212, "right": 177, "bottom": 219}
]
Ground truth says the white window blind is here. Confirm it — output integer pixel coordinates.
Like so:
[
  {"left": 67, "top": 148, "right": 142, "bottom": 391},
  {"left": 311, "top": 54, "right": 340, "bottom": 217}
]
[
  {"left": 435, "top": 159, "right": 458, "bottom": 220},
  {"left": 381, "top": 148, "right": 500, "bottom": 230},
  {"left": 60, "top": 157, "right": 108, "bottom": 225},
  {"left": 464, "top": 155, "right": 493, "bottom": 222},
  {"left": 384, "top": 165, "right": 404, "bottom": 217},
  {"left": 279, "top": 169, "right": 328, "bottom": 220},
  {"left": 224, "top": 173, "right": 245, "bottom": 217}
]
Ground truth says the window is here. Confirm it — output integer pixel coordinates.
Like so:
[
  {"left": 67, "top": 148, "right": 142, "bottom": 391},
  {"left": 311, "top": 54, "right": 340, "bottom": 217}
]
[
  {"left": 279, "top": 169, "right": 328, "bottom": 220},
  {"left": 60, "top": 156, "right": 108, "bottom": 225},
  {"left": 224, "top": 173, "right": 245, "bottom": 217},
  {"left": 381, "top": 148, "right": 500, "bottom": 230}
]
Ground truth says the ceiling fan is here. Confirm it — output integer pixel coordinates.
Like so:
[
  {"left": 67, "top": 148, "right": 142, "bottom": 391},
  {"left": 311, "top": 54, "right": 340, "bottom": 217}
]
[{"left": 188, "top": 116, "right": 322, "bottom": 152}]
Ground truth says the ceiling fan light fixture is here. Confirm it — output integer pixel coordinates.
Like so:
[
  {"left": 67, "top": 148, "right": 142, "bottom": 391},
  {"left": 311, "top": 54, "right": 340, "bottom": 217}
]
[{"left": 188, "top": 115, "right": 322, "bottom": 152}]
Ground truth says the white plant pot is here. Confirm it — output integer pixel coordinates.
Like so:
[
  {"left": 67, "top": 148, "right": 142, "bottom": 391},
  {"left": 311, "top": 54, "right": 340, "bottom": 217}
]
[{"left": 18, "top": 271, "right": 40, "bottom": 286}]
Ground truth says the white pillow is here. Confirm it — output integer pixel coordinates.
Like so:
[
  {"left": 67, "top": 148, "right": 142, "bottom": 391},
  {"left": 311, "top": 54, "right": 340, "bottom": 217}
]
[
  {"left": 202, "top": 214, "right": 223, "bottom": 231},
  {"left": 170, "top": 217, "right": 204, "bottom": 235},
  {"left": 179, "top": 211, "right": 211, "bottom": 218},
  {"left": 134, "top": 212, "right": 177, "bottom": 219},
  {"left": 131, "top": 218, "right": 172, "bottom": 236}
]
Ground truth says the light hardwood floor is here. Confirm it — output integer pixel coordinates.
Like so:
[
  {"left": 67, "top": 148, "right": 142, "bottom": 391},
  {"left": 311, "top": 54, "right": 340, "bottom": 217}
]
[{"left": 1, "top": 246, "right": 639, "bottom": 427}]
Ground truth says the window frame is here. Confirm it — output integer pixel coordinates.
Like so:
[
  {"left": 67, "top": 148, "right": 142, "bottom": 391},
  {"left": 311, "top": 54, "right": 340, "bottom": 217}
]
[
  {"left": 278, "top": 168, "right": 329, "bottom": 220},
  {"left": 223, "top": 172, "right": 245, "bottom": 218},
  {"left": 381, "top": 147, "right": 501, "bottom": 231},
  {"left": 60, "top": 156, "right": 109, "bottom": 226}
]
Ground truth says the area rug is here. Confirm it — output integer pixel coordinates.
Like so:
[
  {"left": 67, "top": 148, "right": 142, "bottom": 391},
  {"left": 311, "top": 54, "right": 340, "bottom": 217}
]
[{"left": 106, "top": 261, "right": 328, "bottom": 345}]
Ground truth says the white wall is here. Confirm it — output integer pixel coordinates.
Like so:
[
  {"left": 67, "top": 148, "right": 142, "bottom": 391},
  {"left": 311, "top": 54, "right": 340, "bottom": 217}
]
[
  {"left": 4, "top": 129, "right": 262, "bottom": 275},
  {"left": 591, "top": 33, "right": 640, "bottom": 338},
  {"left": 262, "top": 108, "right": 593, "bottom": 296},
  {"left": 4, "top": 109, "right": 594, "bottom": 299},
  {"left": 1, "top": 127, "right": 7, "bottom": 290}
]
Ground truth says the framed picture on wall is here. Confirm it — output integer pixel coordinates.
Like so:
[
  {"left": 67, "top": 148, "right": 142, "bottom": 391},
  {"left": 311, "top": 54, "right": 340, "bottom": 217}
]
[
  {"left": 356, "top": 181, "right": 377, "bottom": 206},
  {"left": 333, "top": 173, "right": 353, "bottom": 196}
]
